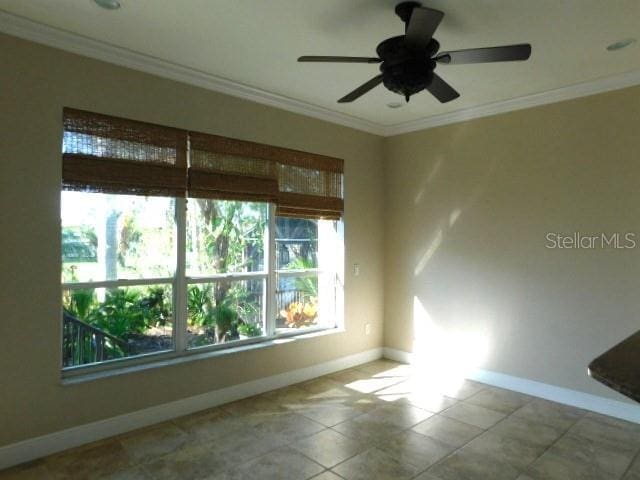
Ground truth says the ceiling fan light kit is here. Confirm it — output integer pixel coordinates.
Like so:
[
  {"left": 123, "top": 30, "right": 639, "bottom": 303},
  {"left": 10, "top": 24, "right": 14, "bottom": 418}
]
[{"left": 298, "top": 1, "right": 532, "bottom": 104}]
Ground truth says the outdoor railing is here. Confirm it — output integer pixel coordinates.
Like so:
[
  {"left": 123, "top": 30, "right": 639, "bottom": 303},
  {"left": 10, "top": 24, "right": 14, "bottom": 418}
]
[
  {"left": 275, "top": 290, "right": 309, "bottom": 311},
  {"left": 62, "top": 311, "right": 129, "bottom": 367}
]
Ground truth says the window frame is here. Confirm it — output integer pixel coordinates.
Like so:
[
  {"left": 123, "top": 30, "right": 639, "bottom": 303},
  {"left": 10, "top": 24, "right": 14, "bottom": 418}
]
[{"left": 61, "top": 198, "right": 342, "bottom": 378}]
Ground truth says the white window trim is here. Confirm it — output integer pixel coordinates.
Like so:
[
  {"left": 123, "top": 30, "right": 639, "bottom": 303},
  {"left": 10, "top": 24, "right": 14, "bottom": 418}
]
[{"left": 61, "top": 199, "right": 341, "bottom": 378}]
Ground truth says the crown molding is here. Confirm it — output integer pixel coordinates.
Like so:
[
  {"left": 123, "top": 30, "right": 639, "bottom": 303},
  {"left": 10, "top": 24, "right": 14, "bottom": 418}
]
[
  {"left": 0, "top": 10, "right": 385, "bottom": 136},
  {"left": 2, "top": 10, "right": 640, "bottom": 138},
  {"left": 383, "top": 68, "right": 640, "bottom": 136}
]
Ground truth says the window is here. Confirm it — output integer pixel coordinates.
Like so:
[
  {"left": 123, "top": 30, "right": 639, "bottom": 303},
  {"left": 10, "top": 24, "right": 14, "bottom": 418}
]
[
  {"left": 60, "top": 109, "right": 344, "bottom": 372},
  {"left": 61, "top": 192, "right": 176, "bottom": 367},
  {"left": 275, "top": 216, "right": 339, "bottom": 331},
  {"left": 185, "top": 199, "right": 268, "bottom": 348}
]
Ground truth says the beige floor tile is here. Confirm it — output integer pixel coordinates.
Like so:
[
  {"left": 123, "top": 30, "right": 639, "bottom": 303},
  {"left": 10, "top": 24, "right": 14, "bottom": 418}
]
[
  {"left": 461, "top": 431, "right": 545, "bottom": 469},
  {"left": 296, "top": 403, "right": 368, "bottom": 427},
  {"left": 526, "top": 450, "right": 613, "bottom": 480},
  {"left": 376, "top": 430, "right": 455, "bottom": 470},
  {"left": 254, "top": 412, "right": 325, "bottom": 443},
  {"left": 298, "top": 377, "right": 348, "bottom": 395},
  {"left": 218, "top": 447, "right": 324, "bottom": 480},
  {"left": 426, "top": 449, "right": 520, "bottom": 480},
  {"left": 98, "top": 466, "right": 154, "bottom": 479},
  {"left": 220, "top": 395, "right": 285, "bottom": 416},
  {"left": 412, "top": 414, "right": 483, "bottom": 448},
  {"left": 401, "top": 393, "right": 458, "bottom": 414},
  {"left": 310, "top": 472, "right": 345, "bottom": 480},
  {"left": 327, "top": 368, "right": 371, "bottom": 385},
  {"left": 332, "top": 447, "right": 420, "bottom": 480},
  {"left": 332, "top": 416, "right": 402, "bottom": 444},
  {"left": 411, "top": 472, "right": 444, "bottom": 480},
  {"left": 512, "top": 398, "right": 585, "bottom": 430},
  {"left": 332, "top": 403, "right": 432, "bottom": 444},
  {"left": 303, "top": 390, "right": 367, "bottom": 407},
  {"left": 262, "top": 385, "right": 313, "bottom": 405},
  {"left": 436, "top": 379, "right": 486, "bottom": 400},
  {"left": 547, "top": 432, "right": 636, "bottom": 477},
  {"left": 45, "top": 438, "right": 132, "bottom": 480},
  {"left": 339, "top": 376, "right": 405, "bottom": 395},
  {"left": 354, "top": 403, "right": 433, "bottom": 430},
  {"left": 354, "top": 360, "right": 406, "bottom": 376},
  {"left": 0, "top": 461, "right": 53, "bottom": 480},
  {"left": 440, "top": 402, "right": 506, "bottom": 429},
  {"left": 211, "top": 424, "right": 285, "bottom": 463},
  {"left": 374, "top": 380, "right": 458, "bottom": 413},
  {"left": 205, "top": 468, "right": 253, "bottom": 480},
  {"left": 119, "top": 422, "right": 190, "bottom": 464},
  {"left": 143, "top": 443, "right": 233, "bottom": 480},
  {"left": 489, "top": 415, "right": 565, "bottom": 448},
  {"left": 172, "top": 408, "right": 241, "bottom": 441},
  {"left": 9, "top": 364, "right": 640, "bottom": 480},
  {"left": 292, "top": 429, "right": 367, "bottom": 468},
  {"left": 568, "top": 416, "right": 640, "bottom": 451},
  {"left": 624, "top": 455, "right": 640, "bottom": 480},
  {"left": 586, "top": 412, "right": 640, "bottom": 433},
  {"left": 465, "top": 386, "right": 532, "bottom": 414}
]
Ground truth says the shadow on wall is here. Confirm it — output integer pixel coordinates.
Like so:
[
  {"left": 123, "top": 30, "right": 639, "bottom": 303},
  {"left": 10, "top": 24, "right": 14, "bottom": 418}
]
[{"left": 407, "top": 124, "right": 500, "bottom": 388}]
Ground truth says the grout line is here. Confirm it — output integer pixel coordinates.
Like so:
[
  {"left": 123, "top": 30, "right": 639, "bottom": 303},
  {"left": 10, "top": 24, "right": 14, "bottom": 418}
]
[
  {"left": 408, "top": 393, "right": 542, "bottom": 478},
  {"left": 30, "top": 362, "right": 639, "bottom": 480},
  {"left": 621, "top": 449, "right": 640, "bottom": 479}
]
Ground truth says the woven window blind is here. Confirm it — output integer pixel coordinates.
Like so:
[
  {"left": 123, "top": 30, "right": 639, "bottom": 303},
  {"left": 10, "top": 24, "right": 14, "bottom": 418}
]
[
  {"left": 62, "top": 108, "right": 188, "bottom": 197},
  {"left": 62, "top": 109, "right": 344, "bottom": 218},
  {"left": 188, "top": 131, "right": 344, "bottom": 219},
  {"left": 188, "top": 132, "right": 279, "bottom": 202}
]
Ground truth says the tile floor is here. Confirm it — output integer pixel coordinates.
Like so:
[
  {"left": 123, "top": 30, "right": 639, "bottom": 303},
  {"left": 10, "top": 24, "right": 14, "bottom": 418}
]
[{"left": 2, "top": 359, "right": 640, "bottom": 479}]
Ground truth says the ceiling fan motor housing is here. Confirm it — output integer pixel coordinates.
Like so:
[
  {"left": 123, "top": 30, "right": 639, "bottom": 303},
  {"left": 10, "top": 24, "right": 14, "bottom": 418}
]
[{"left": 376, "top": 35, "right": 439, "bottom": 100}]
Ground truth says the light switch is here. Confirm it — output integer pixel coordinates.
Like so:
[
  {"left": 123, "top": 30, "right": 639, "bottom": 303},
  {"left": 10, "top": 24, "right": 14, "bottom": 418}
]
[{"left": 354, "top": 263, "right": 360, "bottom": 276}]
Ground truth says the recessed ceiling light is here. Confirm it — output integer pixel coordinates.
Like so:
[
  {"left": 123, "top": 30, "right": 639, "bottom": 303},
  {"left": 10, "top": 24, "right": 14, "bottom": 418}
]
[
  {"left": 94, "top": 0, "right": 121, "bottom": 10},
  {"left": 387, "top": 102, "right": 404, "bottom": 109},
  {"left": 607, "top": 38, "right": 636, "bottom": 51}
]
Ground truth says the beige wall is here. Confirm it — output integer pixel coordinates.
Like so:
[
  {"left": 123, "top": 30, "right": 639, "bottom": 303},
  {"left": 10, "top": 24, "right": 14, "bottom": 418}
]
[
  {"left": 383, "top": 85, "right": 640, "bottom": 401},
  {"left": 0, "top": 33, "right": 385, "bottom": 446},
  {"left": 3, "top": 28, "right": 640, "bottom": 448}
]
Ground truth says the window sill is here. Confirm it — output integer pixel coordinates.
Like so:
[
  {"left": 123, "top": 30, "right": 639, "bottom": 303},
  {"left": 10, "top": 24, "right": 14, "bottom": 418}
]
[{"left": 61, "top": 326, "right": 344, "bottom": 385}]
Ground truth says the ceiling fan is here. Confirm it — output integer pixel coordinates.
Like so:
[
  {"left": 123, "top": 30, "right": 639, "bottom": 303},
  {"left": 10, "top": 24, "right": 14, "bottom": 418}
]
[{"left": 298, "top": 1, "right": 531, "bottom": 104}]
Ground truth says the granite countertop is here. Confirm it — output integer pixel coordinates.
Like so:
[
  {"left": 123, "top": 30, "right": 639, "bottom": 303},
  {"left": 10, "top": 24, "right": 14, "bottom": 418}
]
[{"left": 588, "top": 330, "right": 640, "bottom": 403}]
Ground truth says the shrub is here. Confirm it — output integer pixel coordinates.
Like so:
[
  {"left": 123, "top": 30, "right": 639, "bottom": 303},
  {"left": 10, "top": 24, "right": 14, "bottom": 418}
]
[{"left": 237, "top": 322, "right": 263, "bottom": 337}]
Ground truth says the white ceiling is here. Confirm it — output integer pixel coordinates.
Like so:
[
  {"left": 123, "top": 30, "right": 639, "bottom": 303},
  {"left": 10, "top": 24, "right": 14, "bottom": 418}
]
[{"left": 1, "top": 0, "right": 640, "bottom": 133}]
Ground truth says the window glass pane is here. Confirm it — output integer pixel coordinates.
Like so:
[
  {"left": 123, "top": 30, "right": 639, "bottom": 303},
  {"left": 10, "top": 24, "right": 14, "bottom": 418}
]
[
  {"left": 61, "top": 191, "right": 176, "bottom": 283},
  {"left": 276, "top": 272, "right": 336, "bottom": 331},
  {"left": 186, "top": 199, "right": 267, "bottom": 276},
  {"left": 275, "top": 216, "right": 340, "bottom": 332},
  {"left": 275, "top": 217, "right": 318, "bottom": 270},
  {"left": 62, "top": 283, "right": 173, "bottom": 368},
  {"left": 187, "top": 279, "right": 265, "bottom": 348}
]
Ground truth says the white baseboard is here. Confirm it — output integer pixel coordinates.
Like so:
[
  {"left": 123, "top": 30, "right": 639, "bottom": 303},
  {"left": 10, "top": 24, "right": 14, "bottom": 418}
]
[
  {"left": 0, "top": 348, "right": 383, "bottom": 470},
  {"left": 383, "top": 347, "right": 640, "bottom": 424}
]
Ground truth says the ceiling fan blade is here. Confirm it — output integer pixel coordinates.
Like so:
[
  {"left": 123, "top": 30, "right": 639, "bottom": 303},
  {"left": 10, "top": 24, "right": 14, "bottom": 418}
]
[
  {"left": 338, "top": 74, "right": 384, "bottom": 103},
  {"left": 436, "top": 44, "right": 531, "bottom": 64},
  {"left": 405, "top": 7, "right": 444, "bottom": 48},
  {"left": 426, "top": 73, "right": 460, "bottom": 103},
  {"left": 298, "top": 56, "right": 381, "bottom": 64}
]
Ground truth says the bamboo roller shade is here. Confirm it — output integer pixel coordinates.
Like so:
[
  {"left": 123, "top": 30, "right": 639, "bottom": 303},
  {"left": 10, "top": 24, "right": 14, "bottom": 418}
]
[{"left": 62, "top": 108, "right": 344, "bottom": 219}]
